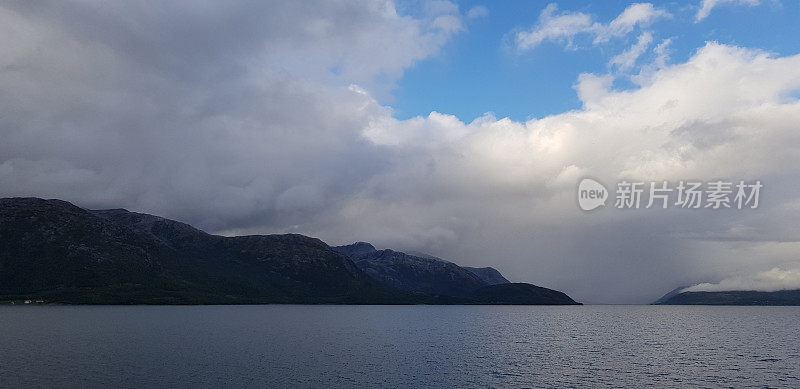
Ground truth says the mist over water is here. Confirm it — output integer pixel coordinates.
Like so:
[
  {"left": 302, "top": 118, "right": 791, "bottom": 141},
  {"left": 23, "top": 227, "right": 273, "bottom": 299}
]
[{"left": 1, "top": 305, "right": 798, "bottom": 388}]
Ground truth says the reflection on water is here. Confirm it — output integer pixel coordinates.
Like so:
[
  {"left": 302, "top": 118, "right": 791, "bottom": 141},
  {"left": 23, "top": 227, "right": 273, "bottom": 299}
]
[{"left": 1, "top": 305, "right": 799, "bottom": 388}]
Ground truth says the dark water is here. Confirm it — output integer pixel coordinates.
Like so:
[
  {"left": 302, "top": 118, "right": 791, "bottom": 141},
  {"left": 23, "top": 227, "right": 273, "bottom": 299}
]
[{"left": 1, "top": 305, "right": 799, "bottom": 388}]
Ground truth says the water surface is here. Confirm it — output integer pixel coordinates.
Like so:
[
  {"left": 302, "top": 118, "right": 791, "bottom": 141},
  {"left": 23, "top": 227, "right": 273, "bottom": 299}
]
[{"left": 1, "top": 305, "right": 798, "bottom": 388}]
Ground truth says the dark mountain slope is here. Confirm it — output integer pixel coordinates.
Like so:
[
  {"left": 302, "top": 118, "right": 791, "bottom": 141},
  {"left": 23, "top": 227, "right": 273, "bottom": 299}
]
[
  {"left": 0, "top": 198, "right": 410, "bottom": 304},
  {"left": 656, "top": 289, "right": 800, "bottom": 305},
  {"left": 463, "top": 266, "right": 510, "bottom": 285},
  {"left": 91, "top": 208, "right": 369, "bottom": 301},
  {"left": 333, "top": 243, "right": 488, "bottom": 298},
  {"left": 331, "top": 243, "right": 576, "bottom": 305},
  {"left": 469, "top": 283, "right": 581, "bottom": 305},
  {"left": 332, "top": 241, "right": 378, "bottom": 259},
  {"left": 0, "top": 198, "right": 176, "bottom": 296},
  {"left": 651, "top": 286, "right": 691, "bottom": 305},
  {"left": 404, "top": 250, "right": 511, "bottom": 285},
  {"left": 0, "top": 198, "right": 580, "bottom": 305}
]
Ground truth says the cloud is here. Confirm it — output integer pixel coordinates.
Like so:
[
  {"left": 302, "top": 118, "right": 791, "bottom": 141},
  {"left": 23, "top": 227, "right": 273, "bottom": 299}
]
[
  {"left": 349, "top": 42, "right": 800, "bottom": 303},
  {"left": 466, "top": 5, "right": 489, "bottom": 19},
  {"left": 609, "top": 32, "right": 654, "bottom": 71},
  {"left": 3, "top": 1, "right": 800, "bottom": 303},
  {"left": 593, "top": 3, "right": 670, "bottom": 44},
  {"left": 695, "top": 0, "right": 760, "bottom": 22},
  {"left": 0, "top": 0, "right": 464, "bottom": 227},
  {"left": 652, "top": 38, "right": 673, "bottom": 68},
  {"left": 515, "top": 4, "right": 594, "bottom": 50},
  {"left": 516, "top": 3, "right": 669, "bottom": 51},
  {"left": 683, "top": 268, "right": 800, "bottom": 292}
]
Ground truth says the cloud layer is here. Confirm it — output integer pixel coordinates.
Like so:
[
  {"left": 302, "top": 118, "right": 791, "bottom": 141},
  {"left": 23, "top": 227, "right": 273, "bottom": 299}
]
[{"left": 684, "top": 268, "right": 800, "bottom": 292}]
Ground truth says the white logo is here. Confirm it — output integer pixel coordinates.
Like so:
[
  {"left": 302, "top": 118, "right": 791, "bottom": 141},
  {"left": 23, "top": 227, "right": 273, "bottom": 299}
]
[{"left": 578, "top": 178, "right": 608, "bottom": 211}]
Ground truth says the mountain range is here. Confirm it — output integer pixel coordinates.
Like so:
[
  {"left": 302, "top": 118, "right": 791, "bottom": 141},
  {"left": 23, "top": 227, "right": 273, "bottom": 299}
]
[
  {"left": 332, "top": 242, "right": 492, "bottom": 298},
  {"left": 0, "top": 197, "right": 579, "bottom": 305},
  {"left": 654, "top": 288, "right": 800, "bottom": 305}
]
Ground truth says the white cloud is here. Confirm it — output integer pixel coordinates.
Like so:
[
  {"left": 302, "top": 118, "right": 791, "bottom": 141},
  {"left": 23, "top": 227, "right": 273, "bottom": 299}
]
[
  {"left": 609, "top": 32, "right": 654, "bottom": 71},
  {"left": 695, "top": 0, "right": 760, "bottom": 22},
  {"left": 594, "top": 3, "right": 670, "bottom": 44},
  {"left": 653, "top": 38, "right": 673, "bottom": 68},
  {"left": 683, "top": 268, "right": 800, "bottom": 292},
  {"left": 466, "top": 5, "right": 489, "bottom": 19},
  {"left": 349, "top": 42, "right": 800, "bottom": 302},
  {"left": 515, "top": 4, "right": 593, "bottom": 50},
  {"left": 516, "top": 3, "right": 669, "bottom": 51}
]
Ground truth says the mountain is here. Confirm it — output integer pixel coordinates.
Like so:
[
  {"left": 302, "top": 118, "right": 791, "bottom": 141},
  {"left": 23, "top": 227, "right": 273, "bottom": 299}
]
[
  {"left": 470, "top": 283, "right": 580, "bottom": 305},
  {"left": 332, "top": 243, "right": 488, "bottom": 298},
  {"left": 656, "top": 289, "right": 800, "bottom": 305},
  {"left": 332, "top": 241, "right": 378, "bottom": 259},
  {"left": 332, "top": 243, "right": 577, "bottom": 305},
  {"left": 0, "top": 197, "right": 579, "bottom": 305},
  {"left": 404, "top": 251, "right": 510, "bottom": 285},
  {"left": 0, "top": 198, "right": 415, "bottom": 304},
  {"left": 462, "top": 266, "right": 510, "bottom": 285},
  {"left": 651, "top": 286, "right": 691, "bottom": 305}
]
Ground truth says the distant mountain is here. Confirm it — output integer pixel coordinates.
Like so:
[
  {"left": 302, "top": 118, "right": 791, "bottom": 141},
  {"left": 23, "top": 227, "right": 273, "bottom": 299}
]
[
  {"left": 404, "top": 251, "right": 511, "bottom": 285},
  {"left": 0, "top": 197, "right": 580, "bottom": 305},
  {"left": 651, "top": 286, "right": 691, "bottom": 305},
  {"left": 332, "top": 243, "right": 487, "bottom": 298},
  {"left": 463, "top": 267, "right": 510, "bottom": 285},
  {"left": 470, "top": 283, "right": 580, "bottom": 305},
  {"left": 656, "top": 289, "right": 800, "bottom": 305},
  {"left": 331, "top": 243, "right": 577, "bottom": 305}
]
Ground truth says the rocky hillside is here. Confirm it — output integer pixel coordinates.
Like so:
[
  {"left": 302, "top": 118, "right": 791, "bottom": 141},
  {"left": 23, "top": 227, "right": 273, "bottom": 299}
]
[
  {"left": 470, "top": 283, "right": 580, "bottom": 305},
  {"left": 463, "top": 266, "right": 511, "bottom": 285},
  {"left": 655, "top": 289, "right": 800, "bottom": 305},
  {"left": 333, "top": 242, "right": 576, "bottom": 304},
  {"left": 0, "top": 198, "right": 409, "bottom": 304},
  {"left": 0, "top": 198, "right": 580, "bottom": 305},
  {"left": 333, "top": 243, "right": 488, "bottom": 298}
]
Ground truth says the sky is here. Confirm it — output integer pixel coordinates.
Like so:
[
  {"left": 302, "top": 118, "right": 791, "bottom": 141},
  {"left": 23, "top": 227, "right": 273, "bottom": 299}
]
[{"left": 2, "top": 0, "right": 800, "bottom": 303}]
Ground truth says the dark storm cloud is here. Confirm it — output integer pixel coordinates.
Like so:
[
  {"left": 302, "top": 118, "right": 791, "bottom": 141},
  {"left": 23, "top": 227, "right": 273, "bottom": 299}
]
[{"left": 0, "top": 0, "right": 460, "bottom": 230}]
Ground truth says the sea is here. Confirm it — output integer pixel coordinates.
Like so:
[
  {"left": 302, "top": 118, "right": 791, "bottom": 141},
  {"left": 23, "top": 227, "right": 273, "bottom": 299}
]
[{"left": 1, "top": 305, "right": 798, "bottom": 388}]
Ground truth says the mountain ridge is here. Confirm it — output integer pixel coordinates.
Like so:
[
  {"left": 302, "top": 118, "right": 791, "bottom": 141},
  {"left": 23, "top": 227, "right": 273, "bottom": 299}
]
[
  {"left": 332, "top": 242, "right": 578, "bottom": 304},
  {"left": 0, "top": 197, "right": 579, "bottom": 305},
  {"left": 655, "top": 289, "right": 800, "bottom": 305},
  {"left": 333, "top": 243, "right": 488, "bottom": 298}
]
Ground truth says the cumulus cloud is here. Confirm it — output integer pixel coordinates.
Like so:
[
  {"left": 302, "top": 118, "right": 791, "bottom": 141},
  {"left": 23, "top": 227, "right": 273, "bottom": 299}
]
[
  {"left": 3, "top": 1, "right": 800, "bottom": 303},
  {"left": 683, "top": 268, "right": 800, "bottom": 292},
  {"left": 345, "top": 42, "right": 800, "bottom": 303},
  {"left": 0, "top": 0, "right": 463, "bottom": 228},
  {"left": 696, "top": 0, "right": 760, "bottom": 22},
  {"left": 515, "top": 3, "right": 669, "bottom": 51}
]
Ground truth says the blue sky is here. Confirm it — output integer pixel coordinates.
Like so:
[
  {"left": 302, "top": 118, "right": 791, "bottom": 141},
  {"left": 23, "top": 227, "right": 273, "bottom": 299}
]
[{"left": 391, "top": 0, "right": 800, "bottom": 122}]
